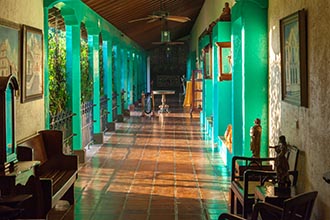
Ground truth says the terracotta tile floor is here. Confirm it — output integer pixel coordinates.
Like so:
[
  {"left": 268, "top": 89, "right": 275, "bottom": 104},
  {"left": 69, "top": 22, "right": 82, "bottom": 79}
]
[{"left": 73, "top": 97, "right": 230, "bottom": 220}]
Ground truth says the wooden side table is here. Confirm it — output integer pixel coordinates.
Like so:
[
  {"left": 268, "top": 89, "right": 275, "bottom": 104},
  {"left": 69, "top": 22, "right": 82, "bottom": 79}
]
[{"left": 255, "top": 185, "right": 295, "bottom": 207}]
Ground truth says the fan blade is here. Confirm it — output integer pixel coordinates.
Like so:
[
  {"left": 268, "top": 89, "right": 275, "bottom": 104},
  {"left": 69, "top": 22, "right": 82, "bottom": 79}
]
[
  {"left": 152, "top": 42, "right": 165, "bottom": 45},
  {"left": 129, "top": 15, "right": 161, "bottom": 23},
  {"left": 166, "top": 15, "right": 191, "bottom": 23},
  {"left": 152, "top": 41, "right": 184, "bottom": 45},
  {"left": 147, "top": 18, "right": 159, "bottom": 23},
  {"left": 168, "top": 41, "right": 185, "bottom": 45},
  {"left": 128, "top": 17, "right": 152, "bottom": 23}
]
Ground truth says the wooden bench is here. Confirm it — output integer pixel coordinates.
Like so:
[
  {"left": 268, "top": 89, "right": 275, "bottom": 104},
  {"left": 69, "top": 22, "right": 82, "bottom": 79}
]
[
  {"left": 230, "top": 145, "right": 299, "bottom": 218},
  {"left": 17, "top": 130, "right": 78, "bottom": 218}
]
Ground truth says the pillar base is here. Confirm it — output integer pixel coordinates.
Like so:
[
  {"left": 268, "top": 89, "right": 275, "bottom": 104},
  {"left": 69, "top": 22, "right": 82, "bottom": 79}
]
[
  {"left": 74, "top": 149, "right": 86, "bottom": 164},
  {"left": 117, "top": 114, "right": 124, "bottom": 122},
  {"left": 93, "top": 133, "right": 103, "bottom": 144},
  {"left": 107, "top": 122, "right": 116, "bottom": 131}
]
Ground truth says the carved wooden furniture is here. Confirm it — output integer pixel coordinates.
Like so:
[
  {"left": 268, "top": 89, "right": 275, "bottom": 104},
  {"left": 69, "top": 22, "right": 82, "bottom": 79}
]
[
  {"left": 0, "top": 75, "right": 19, "bottom": 172},
  {"left": 17, "top": 130, "right": 78, "bottom": 218},
  {"left": 0, "top": 161, "right": 41, "bottom": 219},
  {"left": 219, "top": 191, "right": 318, "bottom": 220},
  {"left": 255, "top": 185, "right": 295, "bottom": 208},
  {"left": 189, "top": 69, "right": 203, "bottom": 117},
  {"left": 230, "top": 145, "right": 299, "bottom": 218},
  {"left": 0, "top": 75, "right": 45, "bottom": 218},
  {"left": 230, "top": 156, "right": 275, "bottom": 218},
  {"left": 152, "top": 90, "right": 175, "bottom": 113}
]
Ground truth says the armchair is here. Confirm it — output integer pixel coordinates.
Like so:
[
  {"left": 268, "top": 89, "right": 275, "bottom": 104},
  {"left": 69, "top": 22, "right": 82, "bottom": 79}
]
[
  {"left": 230, "top": 145, "right": 299, "bottom": 218},
  {"left": 219, "top": 191, "right": 318, "bottom": 220}
]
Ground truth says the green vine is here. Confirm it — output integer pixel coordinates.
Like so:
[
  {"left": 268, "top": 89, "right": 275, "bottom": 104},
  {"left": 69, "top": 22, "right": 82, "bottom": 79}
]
[
  {"left": 80, "top": 39, "right": 92, "bottom": 103},
  {"left": 48, "top": 28, "right": 68, "bottom": 116},
  {"left": 99, "top": 44, "right": 104, "bottom": 96}
]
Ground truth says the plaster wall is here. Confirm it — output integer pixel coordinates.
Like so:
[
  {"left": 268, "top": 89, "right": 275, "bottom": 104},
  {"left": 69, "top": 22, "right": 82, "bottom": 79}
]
[
  {"left": 0, "top": 0, "right": 44, "bottom": 141},
  {"left": 268, "top": 1, "right": 330, "bottom": 219},
  {"left": 190, "top": 0, "right": 235, "bottom": 53}
]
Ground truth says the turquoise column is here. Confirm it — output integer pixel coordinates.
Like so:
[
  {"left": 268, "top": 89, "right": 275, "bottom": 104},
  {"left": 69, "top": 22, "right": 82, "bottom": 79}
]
[
  {"left": 115, "top": 45, "right": 123, "bottom": 117},
  {"left": 65, "top": 24, "right": 82, "bottom": 151},
  {"left": 133, "top": 53, "right": 138, "bottom": 103},
  {"left": 214, "top": 22, "right": 232, "bottom": 165},
  {"left": 232, "top": 0, "right": 268, "bottom": 157},
  {"left": 87, "top": 34, "right": 101, "bottom": 134},
  {"left": 212, "top": 27, "right": 218, "bottom": 144},
  {"left": 43, "top": 7, "right": 50, "bottom": 129},
  {"left": 102, "top": 36, "right": 113, "bottom": 123},
  {"left": 121, "top": 48, "right": 130, "bottom": 110},
  {"left": 126, "top": 50, "right": 132, "bottom": 106}
]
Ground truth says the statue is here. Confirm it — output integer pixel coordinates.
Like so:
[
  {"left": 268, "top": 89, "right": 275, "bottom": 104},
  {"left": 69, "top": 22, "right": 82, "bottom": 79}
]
[
  {"left": 250, "top": 118, "right": 262, "bottom": 158},
  {"left": 275, "top": 135, "right": 291, "bottom": 189},
  {"left": 180, "top": 75, "right": 186, "bottom": 95},
  {"left": 219, "top": 2, "right": 231, "bottom": 21}
]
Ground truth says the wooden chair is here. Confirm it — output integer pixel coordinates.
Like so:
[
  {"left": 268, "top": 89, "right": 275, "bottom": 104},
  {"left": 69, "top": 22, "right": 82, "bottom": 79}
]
[
  {"left": 230, "top": 145, "right": 299, "bottom": 218},
  {"left": 219, "top": 191, "right": 318, "bottom": 220}
]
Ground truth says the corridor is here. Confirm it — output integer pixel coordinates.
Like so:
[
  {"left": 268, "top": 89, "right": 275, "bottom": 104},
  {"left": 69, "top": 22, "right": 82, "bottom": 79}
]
[{"left": 72, "top": 98, "right": 230, "bottom": 220}]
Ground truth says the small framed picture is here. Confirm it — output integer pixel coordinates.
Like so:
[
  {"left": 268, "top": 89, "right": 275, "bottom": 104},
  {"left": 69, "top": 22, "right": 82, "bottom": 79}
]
[
  {"left": 216, "top": 42, "right": 232, "bottom": 81},
  {"left": 280, "top": 9, "right": 307, "bottom": 107},
  {"left": 21, "top": 25, "right": 43, "bottom": 103}
]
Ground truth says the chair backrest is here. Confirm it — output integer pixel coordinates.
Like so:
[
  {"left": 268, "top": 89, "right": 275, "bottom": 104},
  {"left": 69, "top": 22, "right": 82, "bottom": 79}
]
[
  {"left": 286, "top": 145, "right": 299, "bottom": 171},
  {"left": 281, "top": 191, "right": 318, "bottom": 220}
]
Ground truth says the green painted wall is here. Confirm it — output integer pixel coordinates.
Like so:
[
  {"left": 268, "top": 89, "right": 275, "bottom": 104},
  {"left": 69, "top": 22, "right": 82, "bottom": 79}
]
[
  {"left": 212, "top": 22, "right": 232, "bottom": 145},
  {"left": 231, "top": 0, "right": 268, "bottom": 157}
]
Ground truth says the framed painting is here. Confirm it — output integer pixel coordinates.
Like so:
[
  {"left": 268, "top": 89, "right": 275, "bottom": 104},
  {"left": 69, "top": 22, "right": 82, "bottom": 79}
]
[
  {"left": 202, "top": 44, "right": 212, "bottom": 79},
  {"left": 0, "top": 18, "right": 20, "bottom": 78},
  {"left": 280, "top": 9, "right": 307, "bottom": 107},
  {"left": 21, "top": 25, "right": 43, "bottom": 103},
  {"left": 216, "top": 42, "right": 232, "bottom": 81}
]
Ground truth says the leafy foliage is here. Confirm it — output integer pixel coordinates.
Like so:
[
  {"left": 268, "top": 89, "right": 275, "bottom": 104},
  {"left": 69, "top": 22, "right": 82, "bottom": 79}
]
[
  {"left": 48, "top": 28, "right": 68, "bottom": 116},
  {"left": 80, "top": 39, "right": 92, "bottom": 102},
  {"left": 99, "top": 44, "right": 104, "bottom": 96}
]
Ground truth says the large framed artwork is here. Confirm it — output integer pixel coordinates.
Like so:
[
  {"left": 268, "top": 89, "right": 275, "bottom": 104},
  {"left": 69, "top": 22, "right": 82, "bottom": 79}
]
[
  {"left": 216, "top": 42, "right": 232, "bottom": 81},
  {"left": 280, "top": 9, "right": 307, "bottom": 107},
  {"left": 21, "top": 25, "right": 43, "bottom": 103},
  {"left": 0, "top": 18, "right": 20, "bottom": 78}
]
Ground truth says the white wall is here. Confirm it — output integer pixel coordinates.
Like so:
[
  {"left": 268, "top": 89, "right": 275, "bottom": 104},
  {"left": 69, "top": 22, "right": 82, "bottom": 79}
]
[
  {"left": 190, "top": 0, "right": 235, "bottom": 53},
  {"left": 0, "top": 0, "right": 45, "bottom": 141}
]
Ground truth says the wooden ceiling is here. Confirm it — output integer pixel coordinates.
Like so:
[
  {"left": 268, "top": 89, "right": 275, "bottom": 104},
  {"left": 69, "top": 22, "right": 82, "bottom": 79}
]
[{"left": 80, "top": 0, "right": 205, "bottom": 50}]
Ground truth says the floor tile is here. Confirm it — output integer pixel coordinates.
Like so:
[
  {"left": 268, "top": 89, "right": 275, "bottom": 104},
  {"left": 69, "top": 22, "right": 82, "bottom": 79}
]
[{"left": 68, "top": 97, "right": 230, "bottom": 220}]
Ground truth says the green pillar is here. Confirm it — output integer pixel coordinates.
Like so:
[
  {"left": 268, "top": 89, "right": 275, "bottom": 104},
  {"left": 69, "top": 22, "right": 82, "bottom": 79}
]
[
  {"left": 87, "top": 34, "right": 101, "bottom": 134},
  {"left": 66, "top": 24, "right": 82, "bottom": 151},
  {"left": 123, "top": 49, "right": 129, "bottom": 110},
  {"left": 126, "top": 50, "right": 131, "bottom": 107},
  {"left": 102, "top": 37, "right": 113, "bottom": 124},
  {"left": 115, "top": 45, "right": 123, "bottom": 118},
  {"left": 232, "top": 0, "right": 268, "bottom": 157},
  {"left": 44, "top": 7, "right": 50, "bottom": 129}
]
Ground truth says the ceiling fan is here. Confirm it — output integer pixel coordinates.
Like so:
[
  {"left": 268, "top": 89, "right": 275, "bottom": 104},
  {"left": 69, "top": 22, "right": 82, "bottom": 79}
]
[
  {"left": 128, "top": 0, "right": 191, "bottom": 24},
  {"left": 128, "top": 11, "right": 191, "bottom": 23}
]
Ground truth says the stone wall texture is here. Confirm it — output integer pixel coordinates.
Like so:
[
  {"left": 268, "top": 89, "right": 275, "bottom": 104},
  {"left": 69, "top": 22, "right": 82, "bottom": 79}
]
[
  {"left": 269, "top": 1, "right": 330, "bottom": 219},
  {"left": 0, "top": 0, "right": 44, "bottom": 141}
]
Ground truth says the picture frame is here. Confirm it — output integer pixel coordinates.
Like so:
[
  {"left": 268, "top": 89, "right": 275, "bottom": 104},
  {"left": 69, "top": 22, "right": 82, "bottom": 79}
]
[
  {"left": 216, "top": 42, "right": 232, "bottom": 81},
  {"left": 202, "top": 43, "right": 212, "bottom": 79},
  {"left": 0, "top": 18, "right": 20, "bottom": 79},
  {"left": 21, "top": 25, "right": 43, "bottom": 103},
  {"left": 280, "top": 9, "right": 307, "bottom": 107}
]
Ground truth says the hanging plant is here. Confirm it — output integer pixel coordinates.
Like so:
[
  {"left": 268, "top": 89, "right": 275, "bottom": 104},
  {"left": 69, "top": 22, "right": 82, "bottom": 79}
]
[{"left": 48, "top": 27, "right": 68, "bottom": 116}]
